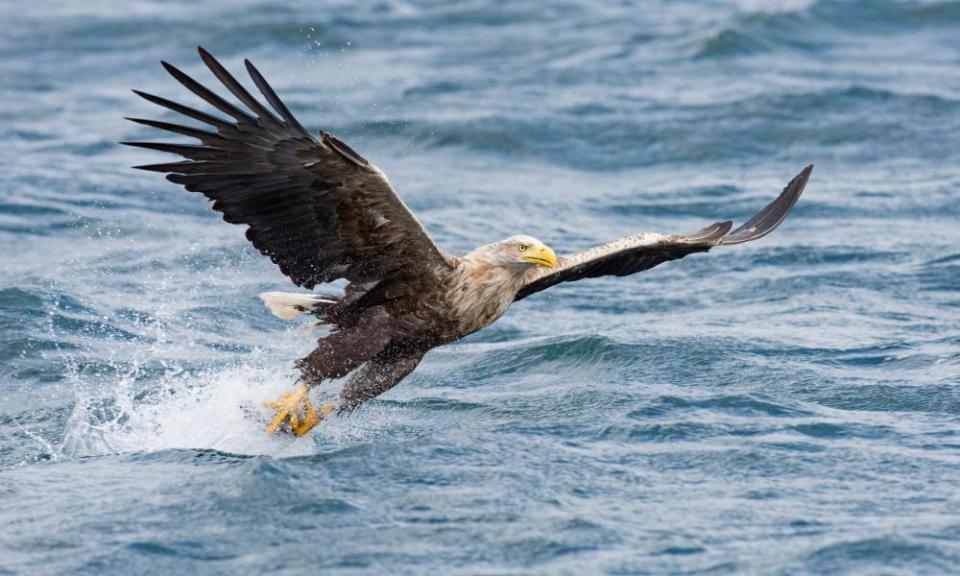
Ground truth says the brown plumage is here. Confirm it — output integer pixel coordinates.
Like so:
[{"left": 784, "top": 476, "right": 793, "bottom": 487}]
[{"left": 124, "top": 47, "right": 813, "bottom": 436}]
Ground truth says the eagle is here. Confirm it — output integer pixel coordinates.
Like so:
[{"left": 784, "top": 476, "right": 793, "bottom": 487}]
[{"left": 124, "top": 47, "right": 812, "bottom": 436}]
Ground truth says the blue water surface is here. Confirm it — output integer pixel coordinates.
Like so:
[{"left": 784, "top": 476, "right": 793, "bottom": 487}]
[{"left": 2, "top": 0, "right": 960, "bottom": 574}]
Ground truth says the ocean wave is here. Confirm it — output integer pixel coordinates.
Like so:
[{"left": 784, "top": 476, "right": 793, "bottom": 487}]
[{"left": 4, "top": 0, "right": 960, "bottom": 573}]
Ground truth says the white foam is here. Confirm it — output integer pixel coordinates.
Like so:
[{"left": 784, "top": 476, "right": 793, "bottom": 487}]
[{"left": 60, "top": 363, "right": 334, "bottom": 459}]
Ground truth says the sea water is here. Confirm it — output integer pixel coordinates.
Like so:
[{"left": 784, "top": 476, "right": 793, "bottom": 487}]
[{"left": 1, "top": 1, "right": 959, "bottom": 573}]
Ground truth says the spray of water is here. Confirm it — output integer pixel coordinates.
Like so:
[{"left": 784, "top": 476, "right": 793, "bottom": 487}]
[{"left": 61, "top": 363, "right": 321, "bottom": 459}]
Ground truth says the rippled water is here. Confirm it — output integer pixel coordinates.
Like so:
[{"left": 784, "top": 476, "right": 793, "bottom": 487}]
[{"left": 2, "top": 0, "right": 960, "bottom": 573}]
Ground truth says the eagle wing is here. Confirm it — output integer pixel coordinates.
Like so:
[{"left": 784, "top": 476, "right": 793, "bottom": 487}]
[
  {"left": 123, "top": 47, "right": 449, "bottom": 289},
  {"left": 516, "top": 165, "right": 812, "bottom": 301}
]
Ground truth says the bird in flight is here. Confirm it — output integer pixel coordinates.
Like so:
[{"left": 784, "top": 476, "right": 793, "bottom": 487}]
[{"left": 124, "top": 47, "right": 812, "bottom": 436}]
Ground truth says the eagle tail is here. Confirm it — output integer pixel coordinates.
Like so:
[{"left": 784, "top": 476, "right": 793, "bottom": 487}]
[{"left": 259, "top": 292, "right": 337, "bottom": 321}]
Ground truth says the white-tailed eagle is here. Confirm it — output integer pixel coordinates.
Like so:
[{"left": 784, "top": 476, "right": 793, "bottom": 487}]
[{"left": 124, "top": 48, "right": 812, "bottom": 436}]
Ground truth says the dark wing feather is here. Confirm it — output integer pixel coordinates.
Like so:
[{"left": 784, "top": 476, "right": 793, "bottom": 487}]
[
  {"left": 516, "top": 165, "right": 812, "bottom": 301},
  {"left": 123, "top": 47, "right": 449, "bottom": 289}
]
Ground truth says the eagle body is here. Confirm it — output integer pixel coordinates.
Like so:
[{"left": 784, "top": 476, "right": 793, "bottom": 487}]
[
  {"left": 303, "top": 252, "right": 524, "bottom": 343},
  {"left": 125, "top": 48, "right": 812, "bottom": 435},
  {"left": 293, "top": 242, "right": 549, "bottom": 407}
]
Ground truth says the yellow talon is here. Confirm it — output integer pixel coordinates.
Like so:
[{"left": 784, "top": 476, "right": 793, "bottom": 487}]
[{"left": 263, "top": 385, "right": 330, "bottom": 436}]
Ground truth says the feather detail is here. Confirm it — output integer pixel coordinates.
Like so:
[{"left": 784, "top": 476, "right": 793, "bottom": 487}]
[
  {"left": 446, "top": 257, "right": 527, "bottom": 334},
  {"left": 260, "top": 292, "right": 335, "bottom": 320}
]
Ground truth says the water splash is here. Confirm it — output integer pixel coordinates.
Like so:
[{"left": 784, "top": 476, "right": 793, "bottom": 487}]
[{"left": 60, "top": 362, "right": 324, "bottom": 459}]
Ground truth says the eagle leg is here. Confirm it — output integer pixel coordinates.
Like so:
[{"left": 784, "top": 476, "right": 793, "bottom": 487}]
[
  {"left": 296, "top": 307, "right": 396, "bottom": 383},
  {"left": 264, "top": 384, "right": 334, "bottom": 436},
  {"left": 339, "top": 350, "right": 425, "bottom": 411}
]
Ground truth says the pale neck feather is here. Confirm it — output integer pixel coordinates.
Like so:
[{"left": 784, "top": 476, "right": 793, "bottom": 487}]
[{"left": 446, "top": 254, "right": 528, "bottom": 334}]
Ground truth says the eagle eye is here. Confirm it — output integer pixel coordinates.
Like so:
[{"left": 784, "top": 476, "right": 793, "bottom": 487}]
[{"left": 518, "top": 243, "right": 528, "bottom": 251}]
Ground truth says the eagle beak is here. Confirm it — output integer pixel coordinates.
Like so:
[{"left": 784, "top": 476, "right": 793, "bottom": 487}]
[{"left": 522, "top": 244, "right": 558, "bottom": 268}]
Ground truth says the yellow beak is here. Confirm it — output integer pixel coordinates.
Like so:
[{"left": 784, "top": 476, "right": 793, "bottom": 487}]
[{"left": 522, "top": 244, "right": 558, "bottom": 268}]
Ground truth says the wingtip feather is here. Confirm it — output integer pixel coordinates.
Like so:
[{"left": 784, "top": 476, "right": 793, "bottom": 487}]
[
  {"left": 720, "top": 164, "right": 812, "bottom": 245},
  {"left": 685, "top": 220, "right": 733, "bottom": 243}
]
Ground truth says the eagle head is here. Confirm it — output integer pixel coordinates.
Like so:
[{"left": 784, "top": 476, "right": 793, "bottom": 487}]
[
  {"left": 481, "top": 235, "right": 558, "bottom": 271},
  {"left": 451, "top": 234, "right": 559, "bottom": 331}
]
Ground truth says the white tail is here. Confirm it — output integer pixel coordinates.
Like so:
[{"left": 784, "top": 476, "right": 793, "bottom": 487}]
[{"left": 259, "top": 292, "right": 334, "bottom": 320}]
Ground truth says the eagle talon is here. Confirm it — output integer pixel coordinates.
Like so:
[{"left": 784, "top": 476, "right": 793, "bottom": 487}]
[{"left": 264, "top": 385, "right": 333, "bottom": 436}]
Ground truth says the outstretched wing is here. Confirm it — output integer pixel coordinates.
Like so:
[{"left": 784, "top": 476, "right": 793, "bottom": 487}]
[
  {"left": 123, "top": 47, "right": 450, "bottom": 289},
  {"left": 516, "top": 165, "right": 812, "bottom": 301}
]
